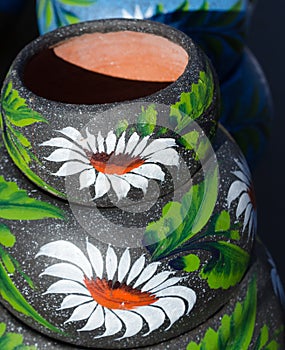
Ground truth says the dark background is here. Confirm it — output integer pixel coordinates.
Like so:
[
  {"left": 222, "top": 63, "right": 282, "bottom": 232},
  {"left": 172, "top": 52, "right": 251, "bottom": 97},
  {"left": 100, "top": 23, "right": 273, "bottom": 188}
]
[
  {"left": 247, "top": 0, "right": 285, "bottom": 287},
  {"left": 0, "top": 0, "right": 284, "bottom": 285}
]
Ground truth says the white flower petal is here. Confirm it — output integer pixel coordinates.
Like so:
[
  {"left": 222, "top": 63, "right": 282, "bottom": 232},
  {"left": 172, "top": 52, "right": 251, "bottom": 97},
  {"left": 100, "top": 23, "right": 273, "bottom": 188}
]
[
  {"left": 235, "top": 158, "right": 251, "bottom": 183},
  {"left": 113, "top": 310, "right": 143, "bottom": 339},
  {"left": 154, "top": 297, "right": 185, "bottom": 329},
  {"left": 40, "top": 137, "right": 86, "bottom": 156},
  {"left": 106, "top": 246, "right": 118, "bottom": 281},
  {"left": 118, "top": 249, "right": 131, "bottom": 283},
  {"left": 141, "top": 271, "right": 173, "bottom": 292},
  {"left": 145, "top": 6, "right": 154, "bottom": 17},
  {"left": 79, "top": 169, "right": 96, "bottom": 189},
  {"left": 133, "top": 262, "right": 160, "bottom": 288},
  {"left": 46, "top": 148, "right": 87, "bottom": 164},
  {"left": 59, "top": 295, "right": 93, "bottom": 310},
  {"left": 134, "top": 306, "right": 165, "bottom": 336},
  {"left": 108, "top": 175, "right": 131, "bottom": 201},
  {"left": 155, "top": 286, "right": 196, "bottom": 313},
  {"left": 86, "top": 128, "right": 97, "bottom": 153},
  {"left": 150, "top": 277, "right": 182, "bottom": 293},
  {"left": 146, "top": 148, "right": 179, "bottom": 166},
  {"left": 65, "top": 301, "right": 97, "bottom": 323},
  {"left": 79, "top": 305, "right": 104, "bottom": 331},
  {"left": 236, "top": 192, "right": 250, "bottom": 218},
  {"left": 125, "top": 132, "right": 140, "bottom": 154},
  {"left": 121, "top": 9, "right": 132, "bottom": 19},
  {"left": 36, "top": 240, "right": 93, "bottom": 278},
  {"left": 106, "top": 131, "right": 117, "bottom": 154},
  {"left": 53, "top": 161, "right": 92, "bottom": 177},
  {"left": 134, "top": 4, "right": 143, "bottom": 18},
  {"left": 121, "top": 173, "right": 148, "bottom": 194},
  {"left": 56, "top": 127, "right": 90, "bottom": 151},
  {"left": 43, "top": 280, "right": 90, "bottom": 296},
  {"left": 132, "top": 164, "right": 165, "bottom": 181},
  {"left": 115, "top": 131, "right": 126, "bottom": 155},
  {"left": 227, "top": 180, "right": 247, "bottom": 207},
  {"left": 94, "top": 172, "right": 110, "bottom": 199},
  {"left": 132, "top": 135, "right": 150, "bottom": 157},
  {"left": 97, "top": 131, "right": 105, "bottom": 153},
  {"left": 232, "top": 170, "right": 250, "bottom": 186},
  {"left": 98, "top": 309, "right": 122, "bottom": 338},
  {"left": 248, "top": 213, "right": 254, "bottom": 238},
  {"left": 40, "top": 263, "right": 84, "bottom": 283},
  {"left": 140, "top": 138, "right": 176, "bottom": 157},
  {"left": 57, "top": 127, "right": 82, "bottom": 142},
  {"left": 87, "top": 240, "right": 104, "bottom": 279},
  {"left": 126, "top": 255, "right": 145, "bottom": 285},
  {"left": 243, "top": 203, "right": 252, "bottom": 231}
]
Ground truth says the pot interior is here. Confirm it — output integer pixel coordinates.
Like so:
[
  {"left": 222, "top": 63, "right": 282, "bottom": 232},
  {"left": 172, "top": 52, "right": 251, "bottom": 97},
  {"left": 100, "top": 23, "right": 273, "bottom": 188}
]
[{"left": 23, "top": 31, "right": 189, "bottom": 104}]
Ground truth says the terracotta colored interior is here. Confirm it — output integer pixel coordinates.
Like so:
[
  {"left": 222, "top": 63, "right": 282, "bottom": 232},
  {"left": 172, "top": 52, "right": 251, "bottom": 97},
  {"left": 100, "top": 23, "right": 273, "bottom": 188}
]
[
  {"left": 54, "top": 31, "right": 189, "bottom": 82},
  {"left": 23, "top": 31, "right": 189, "bottom": 104}
]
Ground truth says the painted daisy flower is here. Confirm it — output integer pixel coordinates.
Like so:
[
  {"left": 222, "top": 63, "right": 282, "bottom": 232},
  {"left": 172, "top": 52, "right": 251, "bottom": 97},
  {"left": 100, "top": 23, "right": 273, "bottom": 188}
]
[
  {"left": 41, "top": 127, "right": 179, "bottom": 200},
  {"left": 36, "top": 240, "right": 196, "bottom": 339},
  {"left": 227, "top": 157, "right": 257, "bottom": 239},
  {"left": 121, "top": 5, "right": 155, "bottom": 19}
]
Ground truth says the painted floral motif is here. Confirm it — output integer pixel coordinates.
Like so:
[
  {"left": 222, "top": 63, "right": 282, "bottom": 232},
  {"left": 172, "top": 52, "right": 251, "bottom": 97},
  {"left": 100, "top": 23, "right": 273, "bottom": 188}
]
[
  {"left": 121, "top": 4, "right": 156, "bottom": 19},
  {"left": 227, "top": 156, "right": 257, "bottom": 240},
  {"left": 36, "top": 240, "right": 196, "bottom": 339},
  {"left": 41, "top": 127, "right": 179, "bottom": 200}
]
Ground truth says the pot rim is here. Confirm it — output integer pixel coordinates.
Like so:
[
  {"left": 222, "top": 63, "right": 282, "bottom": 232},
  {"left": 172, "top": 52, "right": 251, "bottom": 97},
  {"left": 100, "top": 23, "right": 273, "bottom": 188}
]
[{"left": 7, "top": 18, "right": 202, "bottom": 110}]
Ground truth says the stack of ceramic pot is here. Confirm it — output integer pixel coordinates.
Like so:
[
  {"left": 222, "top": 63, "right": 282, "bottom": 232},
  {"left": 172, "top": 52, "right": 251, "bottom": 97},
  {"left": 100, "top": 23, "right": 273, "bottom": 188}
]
[{"left": 0, "top": 4, "right": 284, "bottom": 350}]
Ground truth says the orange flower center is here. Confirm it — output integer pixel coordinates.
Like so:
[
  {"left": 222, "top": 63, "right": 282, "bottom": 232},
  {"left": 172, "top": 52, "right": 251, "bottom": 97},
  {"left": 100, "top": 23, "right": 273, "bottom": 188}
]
[
  {"left": 88, "top": 151, "right": 145, "bottom": 175},
  {"left": 247, "top": 186, "right": 257, "bottom": 210},
  {"left": 84, "top": 277, "right": 158, "bottom": 310}
]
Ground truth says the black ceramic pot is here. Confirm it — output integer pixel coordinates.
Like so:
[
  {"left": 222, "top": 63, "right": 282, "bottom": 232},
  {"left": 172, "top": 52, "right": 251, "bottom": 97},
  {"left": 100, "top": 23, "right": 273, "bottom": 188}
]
[
  {"left": 1, "top": 19, "right": 220, "bottom": 202},
  {"left": 0, "top": 19, "right": 283, "bottom": 350}
]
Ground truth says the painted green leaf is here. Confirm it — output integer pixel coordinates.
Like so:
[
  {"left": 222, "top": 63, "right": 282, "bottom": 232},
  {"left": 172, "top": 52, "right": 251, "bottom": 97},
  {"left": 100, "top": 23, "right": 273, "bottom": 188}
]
[
  {"left": 155, "top": 3, "right": 164, "bottom": 15},
  {"left": 0, "top": 262, "right": 62, "bottom": 334},
  {"left": 0, "top": 323, "right": 6, "bottom": 337},
  {"left": 215, "top": 210, "right": 231, "bottom": 232},
  {"left": 60, "top": 0, "right": 96, "bottom": 5},
  {"left": 45, "top": 1, "right": 54, "bottom": 28},
  {"left": 179, "top": 128, "right": 213, "bottom": 162},
  {"left": 0, "top": 322, "right": 37, "bottom": 349},
  {"left": 200, "top": 241, "right": 250, "bottom": 289},
  {"left": 115, "top": 119, "right": 129, "bottom": 137},
  {"left": 187, "top": 277, "right": 257, "bottom": 349},
  {"left": 7, "top": 125, "right": 30, "bottom": 148},
  {"left": 254, "top": 325, "right": 284, "bottom": 350},
  {"left": 62, "top": 9, "right": 79, "bottom": 24},
  {"left": 1, "top": 251, "right": 15, "bottom": 274},
  {"left": 0, "top": 223, "right": 15, "bottom": 248},
  {"left": 0, "top": 176, "right": 64, "bottom": 220},
  {"left": 199, "top": 0, "right": 209, "bottom": 10},
  {"left": 137, "top": 105, "right": 157, "bottom": 136},
  {"left": 175, "top": 0, "right": 189, "bottom": 12},
  {"left": 0, "top": 332, "right": 23, "bottom": 349},
  {"left": 2, "top": 82, "right": 47, "bottom": 127},
  {"left": 144, "top": 164, "right": 218, "bottom": 260},
  {"left": 2, "top": 131, "right": 65, "bottom": 199},
  {"left": 172, "top": 254, "right": 201, "bottom": 273},
  {"left": 170, "top": 69, "right": 214, "bottom": 133}
]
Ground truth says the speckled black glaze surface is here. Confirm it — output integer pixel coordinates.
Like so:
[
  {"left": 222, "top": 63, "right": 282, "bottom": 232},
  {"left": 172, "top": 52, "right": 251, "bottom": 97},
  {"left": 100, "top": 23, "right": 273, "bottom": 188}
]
[
  {"left": 0, "top": 239, "right": 283, "bottom": 349},
  {"left": 0, "top": 19, "right": 220, "bottom": 202},
  {"left": 0, "top": 126, "right": 258, "bottom": 349}
]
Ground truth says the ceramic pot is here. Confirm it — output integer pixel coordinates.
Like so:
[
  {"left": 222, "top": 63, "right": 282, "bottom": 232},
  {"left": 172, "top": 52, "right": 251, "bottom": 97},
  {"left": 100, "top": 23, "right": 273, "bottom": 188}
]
[
  {"left": 0, "top": 18, "right": 280, "bottom": 350},
  {"left": 1, "top": 19, "right": 220, "bottom": 202},
  {"left": 0, "top": 238, "right": 283, "bottom": 349}
]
